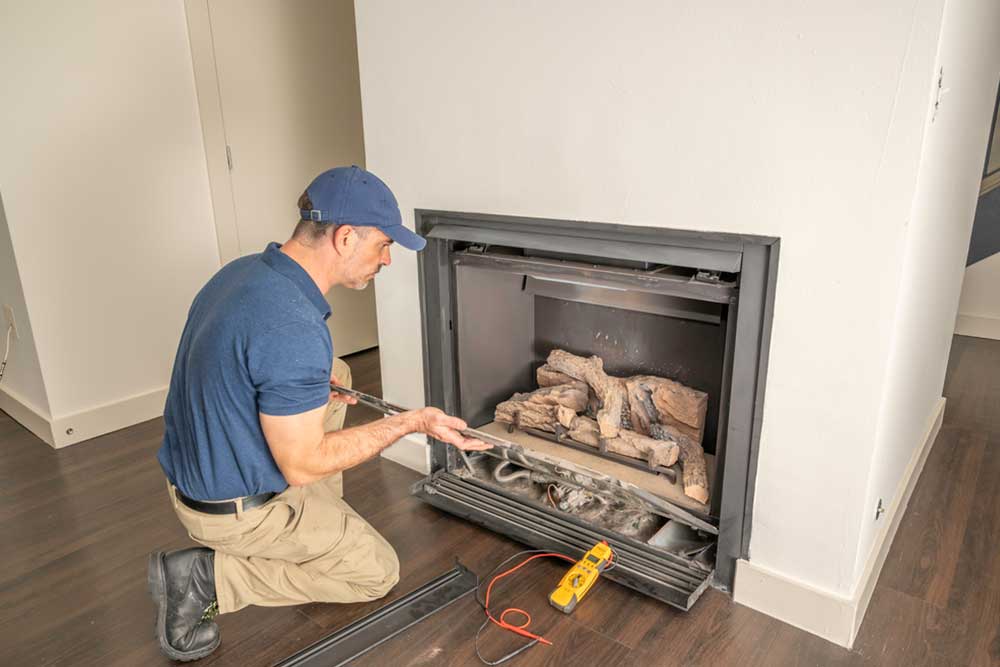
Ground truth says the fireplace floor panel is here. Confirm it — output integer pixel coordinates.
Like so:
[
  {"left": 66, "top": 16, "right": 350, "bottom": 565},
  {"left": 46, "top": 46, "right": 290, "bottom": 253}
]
[
  {"left": 476, "top": 421, "right": 714, "bottom": 517},
  {"left": 413, "top": 471, "right": 714, "bottom": 611}
]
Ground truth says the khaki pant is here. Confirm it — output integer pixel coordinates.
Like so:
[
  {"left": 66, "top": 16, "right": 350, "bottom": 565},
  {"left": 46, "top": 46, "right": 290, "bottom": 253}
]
[{"left": 168, "top": 358, "right": 400, "bottom": 614}]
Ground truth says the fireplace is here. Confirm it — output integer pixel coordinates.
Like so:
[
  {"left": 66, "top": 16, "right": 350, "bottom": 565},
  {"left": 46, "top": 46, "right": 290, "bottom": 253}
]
[{"left": 412, "top": 211, "right": 778, "bottom": 609}]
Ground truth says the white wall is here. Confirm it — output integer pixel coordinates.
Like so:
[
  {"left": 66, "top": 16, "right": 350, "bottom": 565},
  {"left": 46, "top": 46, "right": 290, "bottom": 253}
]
[
  {"left": 0, "top": 0, "right": 221, "bottom": 446},
  {"left": 354, "top": 0, "right": 988, "bottom": 610},
  {"left": 957, "top": 253, "right": 1000, "bottom": 338},
  {"left": 0, "top": 194, "right": 50, "bottom": 422},
  {"left": 859, "top": 0, "right": 1000, "bottom": 589}
]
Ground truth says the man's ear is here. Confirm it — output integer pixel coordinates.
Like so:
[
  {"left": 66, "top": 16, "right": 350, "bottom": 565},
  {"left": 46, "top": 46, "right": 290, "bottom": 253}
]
[{"left": 331, "top": 224, "right": 355, "bottom": 253}]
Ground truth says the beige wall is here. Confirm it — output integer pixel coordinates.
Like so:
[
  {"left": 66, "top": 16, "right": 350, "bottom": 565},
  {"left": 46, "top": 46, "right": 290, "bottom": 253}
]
[
  {"left": 354, "top": 0, "right": 990, "bottom": 607},
  {"left": 0, "top": 0, "right": 221, "bottom": 445},
  {"left": 186, "top": 0, "right": 377, "bottom": 356},
  {"left": 955, "top": 90, "right": 1000, "bottom": 340},
  {"left": 957, "top": 253, "right": 1000, "bottom": 338}
]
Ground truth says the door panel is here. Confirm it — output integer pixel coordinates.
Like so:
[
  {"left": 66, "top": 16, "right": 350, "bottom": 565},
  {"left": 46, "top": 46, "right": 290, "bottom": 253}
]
[{"left": 208, "top": 0, "right": 378, "bottom": 355}]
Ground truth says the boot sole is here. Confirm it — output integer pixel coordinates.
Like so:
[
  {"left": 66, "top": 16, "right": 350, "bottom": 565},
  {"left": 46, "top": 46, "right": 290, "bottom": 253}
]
[{"left": 148, "top": 552, "right": 221, "bottom": 662}]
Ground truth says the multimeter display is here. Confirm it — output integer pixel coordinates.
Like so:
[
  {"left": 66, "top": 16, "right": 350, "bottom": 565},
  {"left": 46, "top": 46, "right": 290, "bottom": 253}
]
[{"left": 549, "top": 542, "right": 614, "bottom": 614}]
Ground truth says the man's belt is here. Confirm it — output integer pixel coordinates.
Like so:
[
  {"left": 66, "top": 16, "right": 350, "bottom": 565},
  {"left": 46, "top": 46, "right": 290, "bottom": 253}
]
[{"left": 176, "top": 489, "right": 278, "bottom": 515}]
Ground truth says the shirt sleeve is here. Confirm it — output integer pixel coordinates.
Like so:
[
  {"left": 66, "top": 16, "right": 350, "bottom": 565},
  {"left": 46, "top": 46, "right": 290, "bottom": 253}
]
[{"left": 248, "top": 322, "right": 332, "bottom": 417}]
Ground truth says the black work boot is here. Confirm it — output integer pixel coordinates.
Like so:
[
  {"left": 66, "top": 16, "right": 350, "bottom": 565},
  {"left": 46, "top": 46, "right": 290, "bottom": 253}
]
[{"left": 148, "top": 548, "right": 221, "bottom": 661}]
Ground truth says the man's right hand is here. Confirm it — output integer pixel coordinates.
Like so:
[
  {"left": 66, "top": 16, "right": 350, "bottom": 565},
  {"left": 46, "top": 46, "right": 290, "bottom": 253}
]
[{"left": 409, "top": 407, "right": 492, "bottom": 451}]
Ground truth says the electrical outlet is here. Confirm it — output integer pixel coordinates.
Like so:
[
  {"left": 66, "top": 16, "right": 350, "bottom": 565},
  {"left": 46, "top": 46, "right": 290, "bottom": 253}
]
[{"left": 3, "top": 304, "right": 18, "bottom": 340}]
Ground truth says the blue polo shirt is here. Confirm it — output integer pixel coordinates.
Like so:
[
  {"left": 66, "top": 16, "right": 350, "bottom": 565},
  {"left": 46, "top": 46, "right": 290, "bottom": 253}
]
[{"left": 158, "top": 242, "right": 333, "bottom": 501}]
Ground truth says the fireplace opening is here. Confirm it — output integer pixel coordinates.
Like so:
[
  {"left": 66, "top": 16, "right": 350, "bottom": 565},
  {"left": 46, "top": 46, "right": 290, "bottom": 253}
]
[{"left": 415, "top": 212, "right": 778, "bottom": 607}]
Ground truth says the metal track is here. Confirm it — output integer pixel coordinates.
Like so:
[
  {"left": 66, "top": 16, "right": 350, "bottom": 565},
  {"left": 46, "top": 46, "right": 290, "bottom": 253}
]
[
  {"left": 273, "top": 562, "right": 478, "bottom": 667},
  {"left": 414, "top": 472, "right": 712, "bottom": 611}
]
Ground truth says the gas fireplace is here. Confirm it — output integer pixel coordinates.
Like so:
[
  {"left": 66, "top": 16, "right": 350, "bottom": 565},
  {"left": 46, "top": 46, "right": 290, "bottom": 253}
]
[{"left": 412, "top": 211, "right": 778, "bottom": 609}]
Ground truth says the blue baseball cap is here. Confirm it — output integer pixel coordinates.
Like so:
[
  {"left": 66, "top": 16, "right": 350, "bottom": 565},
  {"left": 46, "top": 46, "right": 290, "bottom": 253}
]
[{"left": 299, "top": 166, "right": 426, "bottom": 251}]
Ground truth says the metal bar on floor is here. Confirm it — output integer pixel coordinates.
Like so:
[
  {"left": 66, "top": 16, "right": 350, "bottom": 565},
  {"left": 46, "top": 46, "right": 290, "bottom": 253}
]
[{"left": 273, "top": 561, "right": 478, "bottom": 667}]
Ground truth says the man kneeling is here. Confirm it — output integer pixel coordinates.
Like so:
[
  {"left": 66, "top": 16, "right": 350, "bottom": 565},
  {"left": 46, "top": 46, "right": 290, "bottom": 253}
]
[{"left": 149, "top": 166, "right": 488, "bottom": 661}]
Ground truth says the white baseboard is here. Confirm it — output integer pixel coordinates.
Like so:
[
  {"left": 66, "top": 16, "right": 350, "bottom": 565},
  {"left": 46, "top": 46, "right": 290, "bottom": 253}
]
[
  {"left": 380, "top": 433, "right": 430, "bottom": 474},
  {"left": 734, "top": 396, "right": 946, "bottom": 648},
  {"left": 955, "top": 314, "right": 1000, "bottom": 340},
  {"left": 0, "top": 385, "right": 55, "bottom": 446},
  {"left": 847, "top": 395, "right": 945, "bottom": 644},
  {"left": 48, "top": 387, "right": 168, "bottom": 448},
  {"left": 734, "top": 559, "right": 855, "bottom": 646}
]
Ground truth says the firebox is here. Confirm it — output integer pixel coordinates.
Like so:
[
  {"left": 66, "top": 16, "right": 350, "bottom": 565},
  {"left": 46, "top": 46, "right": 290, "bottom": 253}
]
[{"left": 412, "top": 211, "right": 778, "bottom": 610}]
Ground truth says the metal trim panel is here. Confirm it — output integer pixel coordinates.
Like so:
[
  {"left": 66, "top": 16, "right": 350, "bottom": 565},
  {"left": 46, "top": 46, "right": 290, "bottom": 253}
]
[
  {"left": 714, "top": 242, "right": 778, "bottom": 590},
  {"left": 427, "top": 223, "right": 743, "bottom": 272},
  {"left": 453, "top": 251, "right": 737, "bottom": 303},
  {"left": 417, "top": 236, "right": 461, "bottom": 473},
  {"left": 420, "top": 209, "right": 776, "bottom": 251}
]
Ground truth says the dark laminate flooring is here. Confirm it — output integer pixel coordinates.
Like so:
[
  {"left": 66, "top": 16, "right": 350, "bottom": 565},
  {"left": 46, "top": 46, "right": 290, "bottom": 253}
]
[{"left": 1, "top": 340, "right": 998, "bottom": 666}]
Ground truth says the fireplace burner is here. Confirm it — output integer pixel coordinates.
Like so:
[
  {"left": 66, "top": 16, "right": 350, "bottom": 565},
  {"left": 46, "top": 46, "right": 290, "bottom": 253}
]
[{"left": 412, "top": 211, "right": 779, "bottom": 606}]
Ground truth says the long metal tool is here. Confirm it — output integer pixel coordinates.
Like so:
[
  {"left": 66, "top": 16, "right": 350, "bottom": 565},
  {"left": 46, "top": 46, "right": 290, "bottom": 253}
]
[
  {"left": 332, "top": 384, "right": 478, "bottom": 474},
  {"left": 274, "top": 561, "right": 478, "bottom": 667},
  {"left": 332, "top": 384, "right": 717, "bottom": 535}
]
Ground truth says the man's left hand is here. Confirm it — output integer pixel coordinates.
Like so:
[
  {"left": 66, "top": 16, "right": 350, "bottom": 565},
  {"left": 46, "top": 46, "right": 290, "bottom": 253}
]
[{"left": 330, "top": 373, "right": 358, "bottom": 405}]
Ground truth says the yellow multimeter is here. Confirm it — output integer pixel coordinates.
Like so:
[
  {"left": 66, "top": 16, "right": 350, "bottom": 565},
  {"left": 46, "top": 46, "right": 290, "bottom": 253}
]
[{"left": 549, "top": 541, "right": 614, "bottom": 614}]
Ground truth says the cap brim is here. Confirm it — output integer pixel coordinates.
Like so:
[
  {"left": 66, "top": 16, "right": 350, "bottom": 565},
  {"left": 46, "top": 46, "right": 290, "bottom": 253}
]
[{"left": 382, "top": 224, "right": 427, "bottom": 251}]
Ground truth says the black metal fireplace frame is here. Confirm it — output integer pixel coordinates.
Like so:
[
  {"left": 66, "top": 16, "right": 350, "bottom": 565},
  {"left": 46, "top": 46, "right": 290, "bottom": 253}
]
[{"left": 415, "top": 210, "right": 779, "bottom": 591}]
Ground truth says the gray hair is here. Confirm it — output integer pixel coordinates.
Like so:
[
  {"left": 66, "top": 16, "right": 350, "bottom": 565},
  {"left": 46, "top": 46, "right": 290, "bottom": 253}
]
[{"left": 292, "top": 218, "right": 336, "bottom": 245}]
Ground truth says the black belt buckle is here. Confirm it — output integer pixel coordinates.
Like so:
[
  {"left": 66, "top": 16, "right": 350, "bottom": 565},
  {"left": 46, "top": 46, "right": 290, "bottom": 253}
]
[{"left": 177, "top": 490, "right": 277, "bottom": 515}]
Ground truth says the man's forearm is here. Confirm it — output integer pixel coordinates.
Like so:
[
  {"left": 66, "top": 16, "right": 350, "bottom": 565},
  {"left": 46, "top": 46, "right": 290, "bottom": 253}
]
[{"left": 286, "top": 413, "right": 417, "bottom": 486}]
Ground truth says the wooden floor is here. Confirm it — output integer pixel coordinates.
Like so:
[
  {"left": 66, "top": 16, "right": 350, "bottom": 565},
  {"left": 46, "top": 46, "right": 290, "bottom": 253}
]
[{"left": 1, "top": 339, "right": 998, "bottom": 666}]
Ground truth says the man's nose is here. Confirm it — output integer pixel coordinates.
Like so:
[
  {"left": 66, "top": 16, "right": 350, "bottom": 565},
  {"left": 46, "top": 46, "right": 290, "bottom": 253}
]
[{"left": 382, "top": 248, "right": 392, "bottom": 266}]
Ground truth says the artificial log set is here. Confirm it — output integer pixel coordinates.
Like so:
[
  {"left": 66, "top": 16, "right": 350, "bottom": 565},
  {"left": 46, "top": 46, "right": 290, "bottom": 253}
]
[{"left": 494, "top": 349, "right": 711, "bottom": 504}]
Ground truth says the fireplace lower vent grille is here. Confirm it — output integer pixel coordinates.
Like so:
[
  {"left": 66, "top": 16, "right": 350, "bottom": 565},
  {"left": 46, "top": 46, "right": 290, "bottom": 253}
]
[{"left": 413, "top": 471, "right": 713, "bottom": 611}]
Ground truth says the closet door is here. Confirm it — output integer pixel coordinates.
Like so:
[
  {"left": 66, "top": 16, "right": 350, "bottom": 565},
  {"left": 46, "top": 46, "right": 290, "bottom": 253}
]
[{"left": 207, "top": 0, "right": 378, "bottom": 355}]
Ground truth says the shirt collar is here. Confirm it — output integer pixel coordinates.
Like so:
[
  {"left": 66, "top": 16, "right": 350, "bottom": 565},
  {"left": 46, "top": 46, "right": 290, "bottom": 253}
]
[{"left": 260, "top": 242, "right": 332, "bottom": 320}]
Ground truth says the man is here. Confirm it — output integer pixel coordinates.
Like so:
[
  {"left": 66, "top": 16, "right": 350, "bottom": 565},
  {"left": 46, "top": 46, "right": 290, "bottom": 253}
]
[{"left": 149, "top": 166, "right": 489, "bottom": 661}]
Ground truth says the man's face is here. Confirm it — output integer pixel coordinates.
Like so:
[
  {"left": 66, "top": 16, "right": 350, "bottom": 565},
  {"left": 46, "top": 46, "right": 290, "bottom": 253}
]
[{"left": 342, "top": 227, "right": 392, "bottom": 290}]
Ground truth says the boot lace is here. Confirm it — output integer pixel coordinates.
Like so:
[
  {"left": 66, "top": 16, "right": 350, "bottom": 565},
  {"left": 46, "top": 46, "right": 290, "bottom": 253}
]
[{"left": 200, "top": 600, "right": 219, "bottom": 623}]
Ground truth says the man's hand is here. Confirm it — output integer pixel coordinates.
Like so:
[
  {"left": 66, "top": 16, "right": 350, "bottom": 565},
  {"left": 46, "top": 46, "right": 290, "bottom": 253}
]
[
  {"left": 329, "top": 372, "right": 357, "bottom": 405},
  {"left": 409, "top": 407, "right": 492, "bottom": 451}
]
